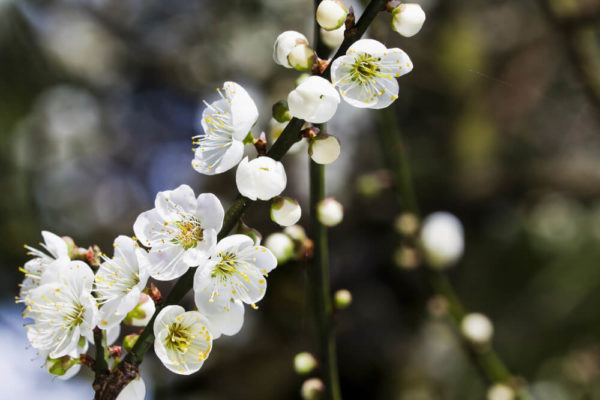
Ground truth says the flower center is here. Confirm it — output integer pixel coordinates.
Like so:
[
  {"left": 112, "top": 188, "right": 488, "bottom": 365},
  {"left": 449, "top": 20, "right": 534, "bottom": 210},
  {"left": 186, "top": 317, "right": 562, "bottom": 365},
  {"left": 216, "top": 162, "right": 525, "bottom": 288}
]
[
  {"left": 212, "top": 252, "right": 238, "bottom": 278},
  {"left": 171, "top": 219, "right": 204, "bottom": 250},
  {"left": 165, "top": 323, "right": 192, "bottom": 353},
  {"left": 64, "top": 302, "right": 85, "bottom": 329},
  {"left": 351, "top": 53, "right": 383, "bottom": 83}
]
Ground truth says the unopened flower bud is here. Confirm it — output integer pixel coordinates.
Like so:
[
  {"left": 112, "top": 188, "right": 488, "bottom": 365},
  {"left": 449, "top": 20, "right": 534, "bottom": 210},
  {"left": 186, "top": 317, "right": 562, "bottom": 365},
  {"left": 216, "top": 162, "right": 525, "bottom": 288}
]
[
  {"left": 288, "top": 44, "right": 315, "bottom": 71},
  {"left": 461, "top": 313, "right": 494, "bottom": 345},
  {"left": 284, "top": 224, "right": 306, "bottom": 242},
  {"left": 487, "top": 384, "right": 515, "bottom": 400},
  {"left": 294, "top": 352, "right": 318, "bottom": 375},
  {"left": 265, "top": 232, "right": 295, "bottom": 264},
  {"left": 420, "top": 212, "right": 464, "bottom": 269},
  {"left": 334, "top": 289, "right": 352, "bottom": 309},
  {"left": 288, "top": 76, "right": 340, "bottom": 124},
  {"left": 320, "top": 26, "right": 345, "bottom": 49},
  {"left": 316, "top": 0, "right": 348, "bottom": 31},
  {"left": 391, "top": 4, "right": 426, "bottom": 37},
  {"left": 123, "top": 293, "right": 155, "bottom": 327},
  {"left": 317, "top": 197, "right": 344, "bottom": 227},
  {"left": 236, "top": 221, "right": 263, "bottom": 245},
  {"left": 301, "top": 378, "right": 325, "bottom": 400},
  {"left": 271, "top": 197, "right": 302, "bottom": 227},
  {"left": 394, "top": 213, "right": 420, "bottom": 237},
  {"left": 236, "top": 156, "right": 287, "bottom": 201},
  {"left": 274, "top": 31, "right": 310, "bottom": 68},
  {"left": 46, "top": 355, "right": 80, "bottom": 379},
  {"left": 273, "top": 100, "right": 291, "bottom": 123},
  {"left": 123, "top": 333, "right": 140, "bottom": 352},
  {"left": 309, "top": 134, "right": 341, "bottom": 165}
]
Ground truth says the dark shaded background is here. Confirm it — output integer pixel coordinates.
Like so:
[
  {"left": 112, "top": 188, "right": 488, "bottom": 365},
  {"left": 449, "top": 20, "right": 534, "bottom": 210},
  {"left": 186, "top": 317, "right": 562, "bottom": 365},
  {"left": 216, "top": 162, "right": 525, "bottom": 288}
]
[{"left": 1, "top": 0, "right": 600, "bottom": 399}]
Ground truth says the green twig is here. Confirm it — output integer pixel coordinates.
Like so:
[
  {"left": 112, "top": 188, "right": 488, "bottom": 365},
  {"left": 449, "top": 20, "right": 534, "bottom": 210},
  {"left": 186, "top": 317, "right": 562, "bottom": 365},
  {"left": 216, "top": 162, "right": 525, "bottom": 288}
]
[{"left": 378, "top": 107, "right": 535, "bottom": 400}]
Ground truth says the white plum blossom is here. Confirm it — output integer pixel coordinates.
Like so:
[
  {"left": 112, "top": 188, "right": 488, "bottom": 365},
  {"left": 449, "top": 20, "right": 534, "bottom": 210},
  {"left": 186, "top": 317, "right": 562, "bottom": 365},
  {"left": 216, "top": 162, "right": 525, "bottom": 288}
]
[
  {"left": 236, "top": 156, "right": 287, "bottom": 201},
  {"left": 321, "top": 26, "right": 345, "bottom": 49},
  {"left": 271, "top": 196, "right": 302, "bottom": 227},
  {"left": 24, "top": 260, "right": 98, "bottom": 358},
  {"left": 391, "top": 4, "right": 426, "bottom": 37},
  {"left": 153, "top": 305, "right": 213, "bottom": 375},
  {"left": 461, "top": 313, "right": 494, "bottom": 344},
  {"left": 330, "top": 39, "right": 413, "bottom": 109},
  {"left": 134, "top": 184, "right": 224, "bottom": 280},
  {"left": 316, "top": 0, "right": 348, "bottom": 31},
  {"left": 288, "top": 76, "right": 340, "bottom": 123},
  {"left": 264, "top": 232, "right": 295, "bottom": 264},
  {"left": 192, "top": 82, "right": 258, "bottom": 175},
  {"left": 19, "top": 231, "right": 70, "bottom": 302},
  {"left": 317, "top": 197, "right": 344, "bottom": 227},
  {"left": 309, "top": 134, "right": 341, "bottom": 164},
  {"left": 193, "top": 235, "right": 277, "bottom": 338},
  {"left": 420, "top": 211, "right": 464, "bottom": 268},
  {"left": 94, "top": 236, "right": 150, "bottom": 329},
  {"left": 116, "top": 377, "right": 146, "bottom": 400},
  {"left": 273, "top": 31, "right": 311, "bottom": 69}
]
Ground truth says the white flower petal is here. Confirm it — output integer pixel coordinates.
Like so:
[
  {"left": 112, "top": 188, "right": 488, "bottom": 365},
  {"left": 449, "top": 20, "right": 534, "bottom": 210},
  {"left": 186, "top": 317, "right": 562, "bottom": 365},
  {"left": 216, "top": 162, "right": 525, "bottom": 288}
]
[
  {"left": 41, "top": 231, "right": 69, "bottom": 259},
  {"left": 155, "top": 184, "right": 197, "bottom": 222},
  {"left": 116, "top": 378, "right": 146, "bottom": 400}
]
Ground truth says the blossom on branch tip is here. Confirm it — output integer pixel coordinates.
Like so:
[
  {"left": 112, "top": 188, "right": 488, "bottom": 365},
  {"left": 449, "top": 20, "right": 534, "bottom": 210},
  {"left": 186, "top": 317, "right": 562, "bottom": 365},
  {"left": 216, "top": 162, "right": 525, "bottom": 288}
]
[
  {"left": 321, "top": 26, "right": 345, "bottom": 49},
  {"left": 331, "top": 39, "right": 413, "bottom": 109},
  {"left": 316, "top": 0, "right": 348, "bottom": 31},
  {"left": 153, "top": 305, "right": 213, "bottom": 375},
  {"left": 94, "top": 235, "right": 150, "bottom": 329},
  {"left": 392, "top": 4, "right": 426, "bottom": 38},
  {"left": 18, "top": 231, "right": 70, "bottom": 302},
  {"left": 193, "top": 235, "right": 277, "bottom": 338},
  {"left": 133, "top": 184, "right": 224, "bottom": 280},
  {"left": 287, "top": 76, "right": 340, "bottom": 123},
  {"left": 24, "top": 260, "right": 98, "bottom": 358},
  {"left": 192, "top": 81, "right": 258, "bottom": 175},
  {"left": 236, "top": 156, "right": 287, "bottom": 201}
]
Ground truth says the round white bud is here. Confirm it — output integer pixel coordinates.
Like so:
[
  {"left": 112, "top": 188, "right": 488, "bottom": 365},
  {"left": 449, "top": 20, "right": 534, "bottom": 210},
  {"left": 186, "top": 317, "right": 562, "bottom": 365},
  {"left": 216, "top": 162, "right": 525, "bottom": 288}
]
[
  {"left": 392, "top": 4, "right": 426, "bottom": 37},
  {"left": 487, "top": 384, "right": 516, "bottom": 400},
  {"left": 317, "top": 197, "right": 344, "bottom": 227},
  {"left": 264, "top": 232, "right": 295, "bottom": 264},
  {"left": 309, "top": 134, "right": 341, "bottom": 164},
  {"left": 284, "top": 224, "right": 307, "bottom": 242},
  {"left": 288, "top": 44, "right": 315, "bottom": 71},
  {"left": 320, "top": 26, "right": 345, "bottom": 49},
  {"left": 271, "top": 197, "right": 302, "bottom": 227},
  {"left": 123, "top": 293, "right": 156, "bottom": 327},
  {"left": 294, "top": 352, "right": 318, "bottom": 375},
  {"left": 273, "top": 31, "right": 310, "bottom": 68},
  {"left": 316, "top": 0, "right": 348, "bottom": 31},
  {"left": 288, "top": 76, "right": 340, "bottom": 123},
  {"left": 334, "top": 289, "right": 352, "bottom": 309},
  {"left": 236, "top": 156, "right": 287, "bottom": 201},
  {"left": 420, "top": 211, "right": 464, "bottom": 268},
  {"left": 461, "top": 312, "right": 494, "bottom": 344},
  {"left": 301, "top": 378, "right": 325, "bottom": 400}
]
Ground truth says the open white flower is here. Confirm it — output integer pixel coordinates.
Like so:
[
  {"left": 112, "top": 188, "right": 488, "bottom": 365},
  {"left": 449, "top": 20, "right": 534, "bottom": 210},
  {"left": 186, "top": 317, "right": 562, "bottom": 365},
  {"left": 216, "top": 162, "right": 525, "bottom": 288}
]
[
  {"left": 330, "top": 39, "right": 413, "bottom": 109},
  {"left": 18, "top": 231, "right": 70, "bottom": 302},
  {"left": 236, "top": 156, "right": 287, "bottom": 201},
  {"left": 192, "top": 82, "right": 258, "bottom": 175},
  {"left": 288, "top": 76, "right": 340, "bottom": 123},
  {"left": 153, "top": 305, "right": 212, "bottom": 375},
  {"left": 134, "top": 185, "right": 224, "bottom": 280},
  {"left": 116, "top": 377, "right": 146, "bottom": 400},
  {"left": 24, "top": 260, "right": 98, "bottom": 358},
  {"left": 95, "top": 236, "right": 150, "bottom": 329},
  {"left": 193, "top": 235, "right": 277, "bottom": 338}
]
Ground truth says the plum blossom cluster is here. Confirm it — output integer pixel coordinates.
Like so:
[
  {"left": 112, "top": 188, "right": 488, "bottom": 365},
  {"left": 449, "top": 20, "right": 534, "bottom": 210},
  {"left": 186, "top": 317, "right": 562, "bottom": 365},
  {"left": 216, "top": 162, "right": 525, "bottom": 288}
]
[
  {"left": 17, "top": 184, "right": 278, "bottom": 393},
  {"left": 16, "top": 1, "right": 427, "bottom": 398}
]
